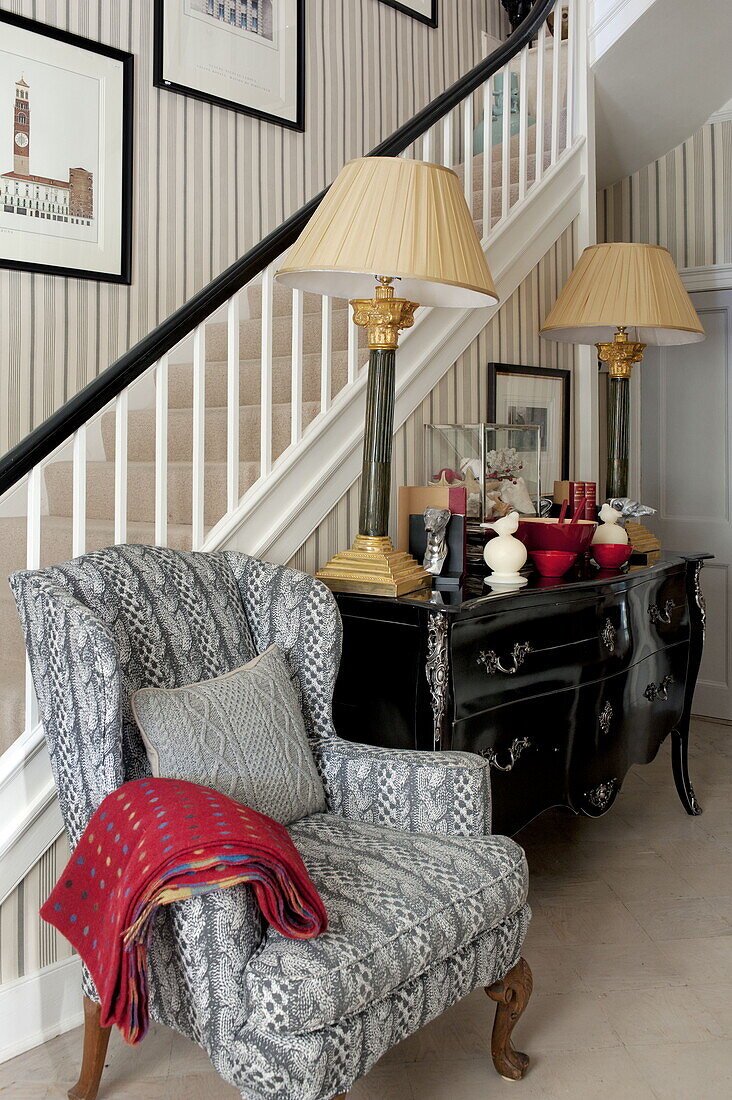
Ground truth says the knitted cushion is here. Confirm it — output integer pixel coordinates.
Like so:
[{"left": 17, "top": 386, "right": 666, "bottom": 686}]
[{"left": 132, "top": 646, "right": 326, "bottom": 825}]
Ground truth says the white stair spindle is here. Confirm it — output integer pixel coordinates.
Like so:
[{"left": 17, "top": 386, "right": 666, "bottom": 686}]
[
  {"left": 113, "top": 389, "right": 128, "bottom": 545},
  {"left": 551, "top": 4, "right": 562, "bottom": 165},
  {"left": 72, "top": 423, "right": 86, "bottom": 558},
  {"left": 442, "top": 110, "right": 453, "bottom": 169},
  {"left": 260, "top": 265, "right": 274, "bottom": 477},
  {"left": 462, "top": 92, "right": 474, "bottom": 208},
  {"left": 347, "top": 309, "right": 359, "bottom": 384},
  {"left": 501, "top": 63, "right": 511, "bottom": 219},
  {"left": 482, "top": 75, "right": 493, "bottom": 235},
  {"left": 566, "top": 0, "right": 576, "bottom": 146},
  {"left": 24, "top": 465, "right": 42, "bottom": 731},
  {"left": 535, "top": 20, "right": 546, "bottom": 183},
  {"left": 518, "top": 46, "right": 529, "bottom": 201},
  {"left": 226, "top": 293, "right": 240, "bottom": 513},
  {"left": 154, "top": 355, "right": 169, "bottom": 546},
  {"left": 192, "top": 323, "right": 205, "bottom": 549},
  {"left": 291, "top": 288, "right": 303, "bottom": 445},
  {"left": 422, "top": 127, "right": 433, "bottom": 162},
  {"left": 320, "top": 296, "right": 332, "bottom": 414}
]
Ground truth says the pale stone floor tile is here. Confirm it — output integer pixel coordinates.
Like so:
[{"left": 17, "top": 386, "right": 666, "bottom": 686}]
[
  {"left": 675, "top": 858, "right": 732, "bottom": 897},
  {"left": 708, "top": 895, "right": 732, "bottom": 923},
  {"left": 601, "top": 855, "right": 699, "bottom": 903},
  {"left": 571, "top": 939, "right": 684, "bottom": 993},
  {"left": 656, "top": 934, "right": 732, "bottom": 986},
  {"left": 599, "top": 985, "right": 721, "bottom": 1046},
  {"left": 626, "top": 1039, "right": 732, "bottom": 1100},
  {"left": 625, "top": 895, "right": 732, "bottom": 942},
  {"left": 699, "top": 983, "right": 732, "bottom": 1039},
  {"left": 537, "top": 897, "right": 652, "bottom": 946}
]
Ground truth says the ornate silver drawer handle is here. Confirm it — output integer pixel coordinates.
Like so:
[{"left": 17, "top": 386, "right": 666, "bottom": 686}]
[
  {"left": 599, "top": 701, "right": 613, "bottom": 735},
  {"left": 585, "top": 778, "right": 618, "bottom": 811},
  {"left": 477, "top": 642, "right": 532, "bottom": 676},
  {"left": 644, "top": 674, "right": 674, "bottom": 702},
  {"left": 649, "top": 600, "right": 674, "bottom": 626},
  {"left": 601, "top": 619, "right": 616, "bottom": 651},
  {"left": 481, "top": 737, "right": 532, "bottom": 771}
]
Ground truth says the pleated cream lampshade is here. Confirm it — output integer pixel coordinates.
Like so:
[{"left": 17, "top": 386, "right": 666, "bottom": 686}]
[
  {"left": 275, "top": 156, "right": 498, "bottom": 308},
  {"left": 540, "top": 243, "right": 705, "bottom": 346}
]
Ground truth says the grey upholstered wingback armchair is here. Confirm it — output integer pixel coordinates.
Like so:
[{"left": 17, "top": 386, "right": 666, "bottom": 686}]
[{"left": 11, "top": 545, "right": 532, "bottom": 1100}]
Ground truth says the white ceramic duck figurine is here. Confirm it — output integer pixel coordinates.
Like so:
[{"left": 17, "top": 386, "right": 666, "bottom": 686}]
[
  {"left": 591, "top": 503, "right": 629, "bottom": 546},
  {"left": 481, "top": 511, "right": 528, "bottom": 585}
]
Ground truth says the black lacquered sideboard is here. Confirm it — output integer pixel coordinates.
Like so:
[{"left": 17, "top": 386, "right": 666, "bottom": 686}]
[{"left": 333, "top": 554, "right": 710, "bottom": 836}]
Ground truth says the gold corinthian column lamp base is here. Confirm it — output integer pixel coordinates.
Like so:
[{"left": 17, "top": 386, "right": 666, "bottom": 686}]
[
  {"left": 274, "top": 156, "right": 499, "bottom": 597},
  {"left": 315, "top": 278, "right": 432, "bottom": 597}
]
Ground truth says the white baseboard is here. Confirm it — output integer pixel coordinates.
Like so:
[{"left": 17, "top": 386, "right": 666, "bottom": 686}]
[{"left": 0, "top": 955, "right": 82, "bottom": 1065}]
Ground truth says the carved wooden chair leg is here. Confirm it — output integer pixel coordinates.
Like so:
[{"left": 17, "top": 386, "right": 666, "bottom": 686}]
[
  {"left": 485, "top": 956, "right": 533, "bottom": 1081},
  {"left": 68, "top": 996, "right": 112, "bottom": 1100}
]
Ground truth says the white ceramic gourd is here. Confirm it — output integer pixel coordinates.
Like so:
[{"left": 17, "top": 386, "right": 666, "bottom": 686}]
[
  {"left": 591, "top": 503, "right": 629, "bottom": 545},
  {"left": 481, "top": 511, "right": 528, "bottom": 586}
]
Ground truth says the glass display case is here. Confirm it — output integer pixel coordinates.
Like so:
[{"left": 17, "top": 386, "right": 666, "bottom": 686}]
[{"left": 424, "top": 423, "right": 541, "bottom": 521}]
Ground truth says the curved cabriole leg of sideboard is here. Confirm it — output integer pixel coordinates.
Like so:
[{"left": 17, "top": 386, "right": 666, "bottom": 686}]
[
  {"left": 485, "top": 956, "right": 533, "bottom": 1081},
  {"left": 67, "top": 996, "right": 112, "bottom": 1100},
  {"left": 672, "top": 556, "right": 708, "bottom": 816},
  {"left": 672, "top": 726, "right": 702, "bottom": 816}
]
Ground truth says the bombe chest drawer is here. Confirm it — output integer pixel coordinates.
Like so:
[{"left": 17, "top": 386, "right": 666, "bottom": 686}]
[{"left": 333, "top": 554, "right": 709, "bottom": 835}]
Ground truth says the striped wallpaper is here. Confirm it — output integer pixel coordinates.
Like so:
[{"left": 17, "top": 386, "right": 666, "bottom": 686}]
[
  {"left": 0, "top": 0, "right": 506, "bottom": 454},
  {"left": 598, "top": 119, "right": 732, "bottom": 267},
  {"left": 0, "top": 221, "right": 577, "bottom": 987},
  {"left": 288, "top": 221, "right": 578, "bottom": 573}
]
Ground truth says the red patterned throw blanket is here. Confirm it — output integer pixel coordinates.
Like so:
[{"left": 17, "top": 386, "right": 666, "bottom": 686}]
[{"left": 40, "top": 778, "right": 327, "bottom": 1043}]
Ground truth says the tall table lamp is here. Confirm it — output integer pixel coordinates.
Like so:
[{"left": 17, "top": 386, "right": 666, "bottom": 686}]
[
  {"left": 539, "top": 243, "right": 705, "bottom": 498},
  {"left": 276, "top": 156, "right": 498, "bottom": 595}
]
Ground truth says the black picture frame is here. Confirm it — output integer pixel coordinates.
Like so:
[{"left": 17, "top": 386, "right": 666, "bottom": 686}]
[
  {"left": 378, "top": 0, "right": 439, "bottom": 28},
  {"left": 487, "top": 362, "right": 571, "bottom": 480},
  {"left": 0, "top": 12, "right": 134, "bottom": 284},
  {"left": 153, "top": 0, "right": 306, "bottom": 132}
]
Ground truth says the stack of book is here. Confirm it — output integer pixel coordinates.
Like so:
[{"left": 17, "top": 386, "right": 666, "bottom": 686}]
[{"left": 553, "top": 480, "right": 597, "bottom": 521}]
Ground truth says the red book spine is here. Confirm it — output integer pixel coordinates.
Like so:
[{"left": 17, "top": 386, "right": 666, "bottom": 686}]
[
  {"left": 448, "top": 487, "right": 468, "bottom": 515},
  {"left": 584, "top": 482, "right": 597, "bottom": 521},
  {"left": 572, "top": 481, "right": 586, "bottom": 518}
]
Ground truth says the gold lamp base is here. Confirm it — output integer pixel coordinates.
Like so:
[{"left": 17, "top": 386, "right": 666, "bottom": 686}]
[{"left": 315, "top": 535, "right": 433, "bottom": 597}]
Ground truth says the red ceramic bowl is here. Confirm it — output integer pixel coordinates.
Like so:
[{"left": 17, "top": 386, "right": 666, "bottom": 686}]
[
  {"left": 592, "top": 542, "right": 633, "bottom": 568},
  {"left": 530, "top": 550, "right": 577, "bottom": 578},
  {"left": 517, "top": 517, "right": 597, "bottom": 554}
]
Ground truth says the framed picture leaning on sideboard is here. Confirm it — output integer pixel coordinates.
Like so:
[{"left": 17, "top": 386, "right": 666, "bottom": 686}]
[
  {"left": 487, "top": 362, "right": 571, "bottom": 488},
  {"left": 0, "top": 11, "right": 133, "bottom": 283},
  {"left": 154, "top": 0, "right": 305, "bottom": 131}
]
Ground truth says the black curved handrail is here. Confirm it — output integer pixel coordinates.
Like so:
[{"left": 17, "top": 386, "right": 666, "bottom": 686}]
[{"left": 0, "top": 0, "right": 556, "bottom": 496}]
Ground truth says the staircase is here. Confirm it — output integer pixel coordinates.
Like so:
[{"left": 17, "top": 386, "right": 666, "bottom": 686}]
[{"left": 0, "top": 0, "right": 596, "bottom": 909}]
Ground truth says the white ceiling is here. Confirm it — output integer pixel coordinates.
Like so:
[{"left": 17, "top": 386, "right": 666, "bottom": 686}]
[{"left": 592, "top": 0, "right": 732, "bottom": 188}]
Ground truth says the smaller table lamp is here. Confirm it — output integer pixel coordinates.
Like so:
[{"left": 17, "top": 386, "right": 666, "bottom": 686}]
[
  {"left": 276, "top": 156, "right": 498, "bottom": 596},
  {"left": 539, "top": 243, "right": 705, "bottom": 499}
]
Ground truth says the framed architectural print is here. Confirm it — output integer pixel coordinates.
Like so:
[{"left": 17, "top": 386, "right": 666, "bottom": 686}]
[
  {"left": 487, "top": 363, "right": 571, "bottom": 486},
  {"left": 0, "top": 12, "right": 133, "bottom": 283},
  {"left": 378, "top": 0, "right": 438, "bottom": 26},
  {"left": 154, "top": 0, "right": 305, "bottom": 131}
]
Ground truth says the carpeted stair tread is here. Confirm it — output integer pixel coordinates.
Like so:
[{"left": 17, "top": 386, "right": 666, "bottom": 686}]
[
  {"left": 100, "top": 401, "right": 321, "bottom": 463},
  {"left": 166, "top": 349, "right": 365, "bottom": 409}
]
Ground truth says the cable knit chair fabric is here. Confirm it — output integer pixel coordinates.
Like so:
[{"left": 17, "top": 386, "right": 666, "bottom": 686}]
[{"left": 10, "top": 545, "right": 532, "bottom": 1100}]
